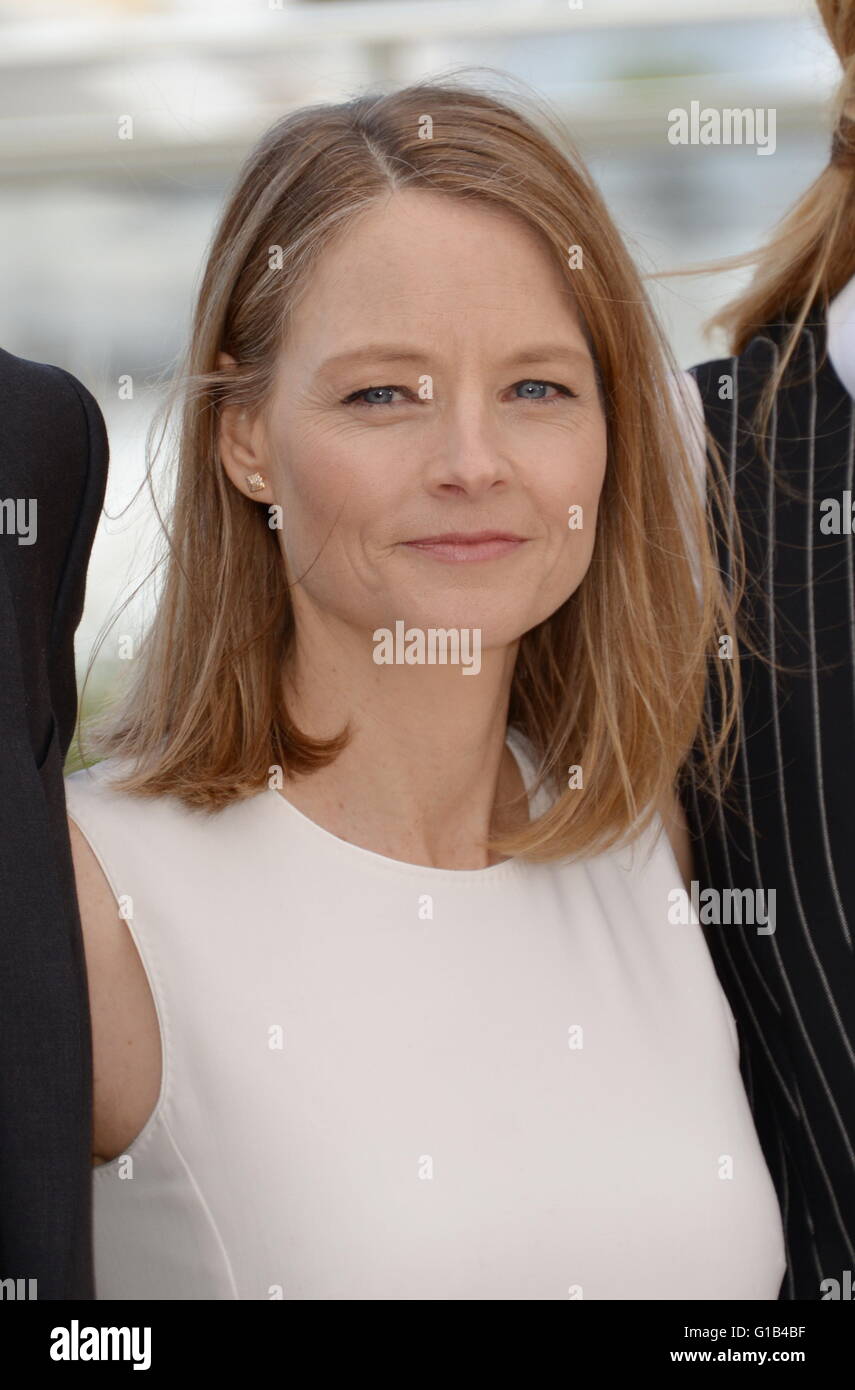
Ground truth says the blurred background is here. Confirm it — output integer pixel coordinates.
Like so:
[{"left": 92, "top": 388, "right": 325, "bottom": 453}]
[{"left": 0, "top": 0, "right": 842, "bottom": 754}]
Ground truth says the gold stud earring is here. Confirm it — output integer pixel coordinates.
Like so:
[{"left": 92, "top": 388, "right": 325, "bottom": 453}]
[{"left": 245, "top": 472, "right": 267, "bottom": 493}]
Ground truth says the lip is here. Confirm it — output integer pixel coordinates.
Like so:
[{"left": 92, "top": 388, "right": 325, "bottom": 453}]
[{"left": 402, "top": 530, "right": 527, "bottom": 564}]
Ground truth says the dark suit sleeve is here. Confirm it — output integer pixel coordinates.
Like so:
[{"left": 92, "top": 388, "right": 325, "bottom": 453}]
[{"left": 0, "top": 348, "right": 108, "bottom": 1298}]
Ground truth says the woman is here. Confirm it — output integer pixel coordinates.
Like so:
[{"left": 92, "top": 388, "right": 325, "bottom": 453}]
[
  {"left": 66, "top": 78, "right": 786, "bottom": 1299},
  {"left": 683, "top": 0, "right": 855, "bottom": 1300}
]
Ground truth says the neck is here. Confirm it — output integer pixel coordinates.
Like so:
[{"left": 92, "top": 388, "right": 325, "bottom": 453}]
[{"left": 279, "top": 611, "right": 528, "bottom": 869}]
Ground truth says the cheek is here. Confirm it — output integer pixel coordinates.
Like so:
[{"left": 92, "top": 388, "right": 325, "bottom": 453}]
[
  {"left": 532, "top": 433, "right": 608, "bottom": 609},
  {"left": 269, "top": 426, "right": 393, "bottom": 589},
  {"left": 269, "top": 427, "right": 352, "bottom": 545},
  {"left": 543, "top": 426, "right": 608, "bottom": 539},
  {"left": 274, "top": 409, "right": 408, "bottom": 512}
]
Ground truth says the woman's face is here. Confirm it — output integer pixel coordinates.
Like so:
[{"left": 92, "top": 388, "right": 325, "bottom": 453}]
[{"left": 240, "top": 190, "right": 608, "bottom": 651}]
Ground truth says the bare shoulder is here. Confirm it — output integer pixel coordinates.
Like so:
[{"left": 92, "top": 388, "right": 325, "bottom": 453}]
[
  {"left": 67, "top": 814, "right": 162, "bottom": 1167},
  {"left": 655, "top": 786, "right": 693, "bottom": 891}
]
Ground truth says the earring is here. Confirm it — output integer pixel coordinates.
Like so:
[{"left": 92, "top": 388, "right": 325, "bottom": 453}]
[{"left": 245, "top": 472, "right": 267, "bottom": 493}]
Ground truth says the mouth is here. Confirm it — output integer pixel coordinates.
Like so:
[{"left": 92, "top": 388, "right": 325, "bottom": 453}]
[{"left": 401, "top": 531, "right": 528, "bottom": 564}]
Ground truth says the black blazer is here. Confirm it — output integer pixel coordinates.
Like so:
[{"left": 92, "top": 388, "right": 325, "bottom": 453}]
[
  {"left": 0, "top": 346, "right": 108, "bottom": 1299},
  {"left": 686, "top": 318, "right": 855, "bottom": 1300}
]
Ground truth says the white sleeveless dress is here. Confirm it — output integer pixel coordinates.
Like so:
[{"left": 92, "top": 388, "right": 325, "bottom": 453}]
[{"left": 65, "top": 727, "right": 786, "bottom": 1300}]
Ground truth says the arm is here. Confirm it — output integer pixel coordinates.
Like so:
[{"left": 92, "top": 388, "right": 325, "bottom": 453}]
[{"left": 67, "top": 815, "right": 161, "bottom": 1166}]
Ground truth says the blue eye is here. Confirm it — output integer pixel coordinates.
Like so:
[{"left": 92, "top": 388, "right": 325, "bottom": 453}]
[
  {"left": 513, "top": 379, "right": 576, "bottom": 403},
  {"left": 343, "top": 385, "right": 408, "bottom": 407}
]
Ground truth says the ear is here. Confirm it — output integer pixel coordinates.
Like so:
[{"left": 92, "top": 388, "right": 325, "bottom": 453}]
[{"left": 216, "top": 351, "right": 274, "bottom": 503}]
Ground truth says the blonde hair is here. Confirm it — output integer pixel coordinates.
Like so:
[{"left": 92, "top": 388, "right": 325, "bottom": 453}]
[
  {"left": 82, "top": 72, "right": 742, "bottom": 863},
  {"left": 691, "top": 0, "right": 855, "bottom": 407}
]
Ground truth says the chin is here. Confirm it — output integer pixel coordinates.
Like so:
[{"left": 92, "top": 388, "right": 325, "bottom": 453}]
[{"left": 369, "top": 604, "right": 534, "bottom": 652}]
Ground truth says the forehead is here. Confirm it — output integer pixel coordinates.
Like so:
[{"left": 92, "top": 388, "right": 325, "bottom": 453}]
[{"left": 283, "top": 190, "right": 585, "bottom": 361}]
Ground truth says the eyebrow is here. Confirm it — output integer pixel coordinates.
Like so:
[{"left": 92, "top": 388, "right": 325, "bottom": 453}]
[{"left": 315, "top": 343, "right": 593, "bottom": 376}]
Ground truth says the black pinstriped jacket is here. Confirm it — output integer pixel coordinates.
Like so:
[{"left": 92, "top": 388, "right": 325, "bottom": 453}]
[{"left": 685, "top": 315, "right": 855, "bottom": 1300}]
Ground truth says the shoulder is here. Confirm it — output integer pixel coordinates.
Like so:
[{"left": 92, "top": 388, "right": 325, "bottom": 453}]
[
  {"left": 0, "top": 346, "right": 107, "bottom": 455},
  {"left": 65, "top": 756, "right": 270, "bottom": 872},
  {"left": 689, "top": 315, "right": 847, "bottom": 413},
  {"left": 64, "top": 757, "right": 189, "bottom": 878},
  {"left": 65, "top": 760, "right": 140, "bottom": 910},
  {"left": 688, "top": 337, "right": 781, "bottom": 463},
  {"left": 65, "top": 757, "right": 135, "bottom": 819},
  {"left": 689, "top": 335, "right": 780, "bottom": 414},
  {"left": 66, "top": 762, "right": 182, "bottom": 992},
  {"left": 604, "top": 793, "right": 692, "bottom": 892},
  {"left": 0, "top": 344, "right": 101, "bottom": 409}
]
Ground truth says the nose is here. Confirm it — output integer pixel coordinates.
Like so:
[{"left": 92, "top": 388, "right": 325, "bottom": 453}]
[{"left": 425, "top": 393, "right": 514, "bottom": 499}]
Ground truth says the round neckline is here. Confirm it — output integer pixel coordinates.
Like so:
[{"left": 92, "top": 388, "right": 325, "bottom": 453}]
[{"left": 264, "top": 729, "right": 537, "bottom": 883}]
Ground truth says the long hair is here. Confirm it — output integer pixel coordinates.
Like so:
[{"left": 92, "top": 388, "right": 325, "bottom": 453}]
[
  {"left": 81, "top": 72, "right": 742, "bottom": 864},
  {"left": 701, "top": 1, "right": 855, "bottom": 388}
]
